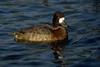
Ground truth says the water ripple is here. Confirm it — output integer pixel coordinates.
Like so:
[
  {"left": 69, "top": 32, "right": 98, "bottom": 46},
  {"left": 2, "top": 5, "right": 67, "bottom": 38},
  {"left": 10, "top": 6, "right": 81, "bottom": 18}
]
[{"left": 0, "top": 0, "right": 100, "bottom": 67}]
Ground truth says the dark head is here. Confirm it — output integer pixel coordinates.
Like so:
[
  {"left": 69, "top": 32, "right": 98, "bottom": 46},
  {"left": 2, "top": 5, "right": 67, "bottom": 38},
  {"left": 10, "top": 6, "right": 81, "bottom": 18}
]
[{"left": 52, "top": 11, "right": 65, "bottom": 27}]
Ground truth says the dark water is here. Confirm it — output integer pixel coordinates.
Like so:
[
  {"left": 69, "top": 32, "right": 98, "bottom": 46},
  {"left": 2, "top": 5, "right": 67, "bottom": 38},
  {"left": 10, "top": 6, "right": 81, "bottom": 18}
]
[{"left": 0, "top": 0, "right": 100, "bottom": 67}]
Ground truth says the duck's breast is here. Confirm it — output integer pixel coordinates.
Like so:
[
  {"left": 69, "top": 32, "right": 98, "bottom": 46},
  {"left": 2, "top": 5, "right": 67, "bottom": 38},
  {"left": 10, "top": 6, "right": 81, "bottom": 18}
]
[{"left": 52, "top": 27, "right": 67, "bottom": 41}]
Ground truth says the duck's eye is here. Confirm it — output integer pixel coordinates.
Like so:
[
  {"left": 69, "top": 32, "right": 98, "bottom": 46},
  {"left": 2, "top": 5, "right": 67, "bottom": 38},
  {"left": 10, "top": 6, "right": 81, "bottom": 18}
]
[{"left": 59, "top": 17, "right": 65, "bottom": 23}]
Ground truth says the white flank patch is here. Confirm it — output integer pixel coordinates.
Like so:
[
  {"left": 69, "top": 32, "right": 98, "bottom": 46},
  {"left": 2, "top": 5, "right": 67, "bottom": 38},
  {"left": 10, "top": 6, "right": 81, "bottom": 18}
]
[{"left": 59, "top": 17, "right": 65, "bottom": 23}]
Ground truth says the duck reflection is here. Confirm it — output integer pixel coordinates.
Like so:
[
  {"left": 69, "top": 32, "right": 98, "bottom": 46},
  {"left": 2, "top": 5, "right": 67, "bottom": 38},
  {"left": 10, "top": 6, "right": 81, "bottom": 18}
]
[
  {"left": 50, "top": 39, "right": 67, "bottom": 67},
  {"left": 14, "top": 39, "right": 67, "bottom": 67},
  {"left": 42, "top": 0, "right": 49, "bottom": 6},
  {"left": 93, "top": 0, "right": 100, "bottom": 13}
]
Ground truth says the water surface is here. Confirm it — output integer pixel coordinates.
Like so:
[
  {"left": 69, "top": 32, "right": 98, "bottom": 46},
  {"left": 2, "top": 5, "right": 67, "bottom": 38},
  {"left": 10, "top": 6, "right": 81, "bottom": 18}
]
[{"left": 0, "top": 0, "right": 100, "bottom": 67}]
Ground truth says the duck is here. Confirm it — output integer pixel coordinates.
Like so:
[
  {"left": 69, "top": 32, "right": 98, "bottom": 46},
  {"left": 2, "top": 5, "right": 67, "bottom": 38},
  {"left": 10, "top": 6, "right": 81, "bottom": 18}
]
[{"left": 11, "top": 11, "right": 68, "bottom": 42}]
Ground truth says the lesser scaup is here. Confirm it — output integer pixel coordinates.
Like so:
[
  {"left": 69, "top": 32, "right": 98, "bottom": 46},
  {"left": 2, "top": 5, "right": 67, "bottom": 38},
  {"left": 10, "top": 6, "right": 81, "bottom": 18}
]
[{"left": 11, "top": 11, "right": 68, "bottom": 42}]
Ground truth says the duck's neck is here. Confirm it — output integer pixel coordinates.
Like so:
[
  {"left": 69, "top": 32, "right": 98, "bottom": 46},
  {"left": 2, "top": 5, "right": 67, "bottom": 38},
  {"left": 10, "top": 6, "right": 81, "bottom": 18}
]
[
  {"left": 52, "top": 21, "right": 60, "bottom": 29},
  {"left": 52, "top": 25, "right": 65, "bottom": 31},
  {"left": 53, "top": 23, "right": 59, "bottom": 27},
  {"left": 53, "top": 26, "right": 61, "bottom": 30},
  {"left": 52, "top": 21, "right": 65, "bottom": 30}
]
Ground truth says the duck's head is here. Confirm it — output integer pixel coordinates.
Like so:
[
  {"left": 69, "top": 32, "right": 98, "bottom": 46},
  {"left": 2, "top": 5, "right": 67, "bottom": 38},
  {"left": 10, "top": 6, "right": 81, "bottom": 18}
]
[{"left": 52, "top": 11, "right": 66, "bottom": 27}]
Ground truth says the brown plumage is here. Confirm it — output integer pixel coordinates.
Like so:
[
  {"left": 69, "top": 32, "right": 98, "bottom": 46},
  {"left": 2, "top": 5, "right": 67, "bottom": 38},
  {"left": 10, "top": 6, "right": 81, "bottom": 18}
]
[{"left": 11, "top": 11, "right": 68, "bottom": 42}]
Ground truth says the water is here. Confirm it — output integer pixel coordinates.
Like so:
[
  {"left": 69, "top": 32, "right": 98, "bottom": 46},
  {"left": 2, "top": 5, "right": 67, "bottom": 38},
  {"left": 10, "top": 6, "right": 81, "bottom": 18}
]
[{"left": 0, "top": 0, "right": 100, "bottom": 67}]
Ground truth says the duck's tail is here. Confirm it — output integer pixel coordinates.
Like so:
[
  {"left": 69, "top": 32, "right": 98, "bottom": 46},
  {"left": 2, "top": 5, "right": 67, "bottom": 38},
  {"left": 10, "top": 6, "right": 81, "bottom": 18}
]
[
  {"left": 10, "top": 32, "right": 22, "bottom": 36},
  {"left": 10, "top": 32, "right": 16, "bottom": 35}
]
